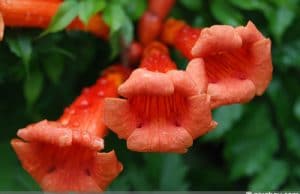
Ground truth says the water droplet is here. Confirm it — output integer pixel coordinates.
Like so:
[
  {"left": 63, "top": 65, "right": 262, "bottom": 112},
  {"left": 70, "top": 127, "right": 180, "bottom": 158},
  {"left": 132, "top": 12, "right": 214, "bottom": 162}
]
[
  {"left": 61, "top": 119, "right": 69, "bottom": 126},
  {"left": 97, "top": 91, "right": 104, "bottom": 97},
  {"left": 79, "top": 99, "right": 89, "bottom": 108}
]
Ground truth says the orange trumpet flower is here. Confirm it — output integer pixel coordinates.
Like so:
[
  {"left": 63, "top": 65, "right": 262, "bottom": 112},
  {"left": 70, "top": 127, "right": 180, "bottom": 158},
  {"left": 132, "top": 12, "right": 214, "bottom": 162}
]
[
  {"left": 104, "top": 42, "right": 216, "bottom": 153},
  {"left": 11, "top": 65, "right": 129, "bottom": 192},
  {"left": 0, "top": 0, "right": 109, "bottom": 39},
  {"left": 162, "top": 19, "right": 273, "bottom": 108}
]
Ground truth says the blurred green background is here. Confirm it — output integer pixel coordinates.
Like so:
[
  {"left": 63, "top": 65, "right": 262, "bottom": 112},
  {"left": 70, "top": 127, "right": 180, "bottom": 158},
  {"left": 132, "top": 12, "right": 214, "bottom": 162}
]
[{"left": 1, "top": 0, "right": 300, "bottom": 191}]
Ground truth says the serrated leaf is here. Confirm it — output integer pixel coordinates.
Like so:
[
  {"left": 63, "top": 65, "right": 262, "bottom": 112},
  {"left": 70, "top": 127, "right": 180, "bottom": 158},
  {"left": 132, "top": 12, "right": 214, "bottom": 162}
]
[
  {"left": 23, "top": 70, "right": 44, "bottom": 106},
  {"left": 211, "top": 0, "right": 244, "bottom": 26},
  {"left": 103, "top": 3, "right": 126, "bottom": 34},
  {"left": 224, "top": 105, "right": 279, "bottom": 180},
  {"left": 203, "top": 104, "right": 243, "bottom": 141},
  {"left": 42, "top": 0, "right": 79, "bottom": 36},
  {"left": 43, "top": 54, "right": 64, "bottom": 84},
  {"left": 159, "top": 154, "right": 189, "bottom": 191},
  {"left": 78, "top": 0, "right": 106, "bottom": 25},
  {"left": 249, "top": 160, "right": 288, "bottom": 191},
  {"left": 6, "top": 35, "right": 32, "bottom": 73},
  {"left": 284, "top": 128, "right": 300, "bottom": 159}
]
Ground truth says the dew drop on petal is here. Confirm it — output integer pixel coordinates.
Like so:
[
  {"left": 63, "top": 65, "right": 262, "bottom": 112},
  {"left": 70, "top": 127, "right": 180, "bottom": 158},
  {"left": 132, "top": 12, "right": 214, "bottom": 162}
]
[
  {"left": 97, "top": 91, "right": 105, "bottom": 97},
  {"left": 79, "top": 99, "right": 90, "bottom": 108},
  {"left": 61, "top": 118, "right": 69, "bottom": 126}
]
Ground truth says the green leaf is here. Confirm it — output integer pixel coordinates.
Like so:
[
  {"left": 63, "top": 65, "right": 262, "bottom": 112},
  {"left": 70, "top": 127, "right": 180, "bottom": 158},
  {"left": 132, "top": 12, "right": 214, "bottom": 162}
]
[
  {"left": 249, "top": 160, "right": 289, "bottom": 191},
  {"left": 267, "top": 78, "right": 294, "bottom": 128},
  {"left": 123, "top": 0, "right": 147, "bottom": 21},
  {"left": 203, "top": 104, "right": 243, "bottom": 141},
  {"left": 159, "top": 154, "right": 189, "bottom": 191},
  {"left": 108, "top": 31, "right": 121, "bottom": 60},
  {"left": 78, "top": 0, "right": 106, "bottom": 25},
  {"left": 211, "top": 0, "right": 244, "bottom": 26},
  {"left": 42, "top": 0, "right": 79, "bottom": 36},
  {"left": 268, "top": 6, "right": 296, "bottom": 43},
  {"left": 294, "top": 98, "right": 300, "bottom": 121},
  {"left": 14, "top": 165, "right": 40, "bottom": 191},
  {"left": 273, "top": 40, "right": 300, "bottom": 70},
  {"left": 43, "top": 54, "right": 64, "bottom": 84},
  {"left": 23, "top": 70, "right": 44, "bottom": 106},
  {"left": 107, "top": 173, "right": 131, "bottom": 191},
  {"left": 179, "top": 0, "right": 202, "bottom": 11},
  {"left": 0, "top": 142, "right": 16, "bottom": 190},
  {"left": 121, "top": 14, "right": 134, "bottom": 46},
  {"left": 6, "top": 35, "right": 32, "bottom": 73},
  {"left": 224, "top": 104, "right": 279, "bottom": 180},
  {"left": 229, "top": 0, "right": 271, "bottom": 11},
  {"left": 103, "top": 3, "right": 126, "bottom": 34},
  {"left": 284, "top": 128, "right": 300, "bottom": 159}
]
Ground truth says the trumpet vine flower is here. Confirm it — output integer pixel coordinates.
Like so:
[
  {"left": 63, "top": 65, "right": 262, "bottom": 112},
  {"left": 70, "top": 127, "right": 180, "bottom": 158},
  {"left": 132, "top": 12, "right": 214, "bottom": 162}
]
[
  {"left": 162, "top": 19, "right": 273, "bottom": 108},
  {"left": 11, "top": 65, "right": 129, "bottom": 192},
  {"left": 104, "top": 42, "right": 216, "bottom": 153}
]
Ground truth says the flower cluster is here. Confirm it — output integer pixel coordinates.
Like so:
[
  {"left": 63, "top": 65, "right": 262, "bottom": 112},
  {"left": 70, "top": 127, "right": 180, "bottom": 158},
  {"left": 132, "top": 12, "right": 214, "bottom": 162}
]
[{"left": 1, "top": 0, "right": 273, "bottom": 192}]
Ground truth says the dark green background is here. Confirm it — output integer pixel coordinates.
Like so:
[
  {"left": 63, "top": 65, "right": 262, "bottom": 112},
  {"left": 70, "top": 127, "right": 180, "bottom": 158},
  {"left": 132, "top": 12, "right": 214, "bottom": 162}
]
[{"left": 0, "top": 0, "right": 300, "bottom": 191}]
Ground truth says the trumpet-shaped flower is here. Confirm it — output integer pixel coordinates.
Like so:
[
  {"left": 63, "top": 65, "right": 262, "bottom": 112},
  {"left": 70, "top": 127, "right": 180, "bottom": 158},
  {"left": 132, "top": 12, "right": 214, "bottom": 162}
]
[
  {"left": 162, "top": 19, "right": 273, "bottom": 108},
  {"left": 11, "top": 65, "right": 129, "bottom": 192},
  {"left": 104, "top": 43, "right": 216, "bottom": 153}
]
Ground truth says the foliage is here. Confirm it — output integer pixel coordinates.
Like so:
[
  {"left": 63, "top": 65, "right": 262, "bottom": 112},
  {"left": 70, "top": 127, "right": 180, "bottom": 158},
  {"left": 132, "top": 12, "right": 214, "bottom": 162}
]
[{"left": 1, "top": 0, "right": 300, "bottom": 191}]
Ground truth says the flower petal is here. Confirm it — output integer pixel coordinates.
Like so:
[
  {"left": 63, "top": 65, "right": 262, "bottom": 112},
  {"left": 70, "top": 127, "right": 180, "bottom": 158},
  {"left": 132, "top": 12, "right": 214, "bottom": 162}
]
[
  {"left": 92, "top": 151, "right": 123, "bottom": 190},
  {"left": 118, "top": 68, "right": 174, "bottom": 98},
  {"left": 103, "top": 98, "right": 137, "bottom": 139},
  {"left": 167, "top": 70, "right": 199, "bottom": 96},
  {"left": 17, "top": 120, "right": 73, "bottom": 147},
  {"left": 235, "top": 21, "right": 264, "bottom": 44},
  {"left": 186, "top": 58, "right": 208, "bottom": 93},
  {"left": 11, "top": 139, "right": 51, "bottom": 183},
  {"left": 180, "top": 94, "right": 217, "bottom": 138},
  {"left": 248, "top": 38, "right": 273, "bottom": 95},
  {"left": 208, "top": 78, "right": 256, "bottom": 109},
  {"left": 192, "top": 25, "right": 242, "bottom": 57},
  {"left": 40, "top": 165, "right": 102, "bottom": 192},
  {"left": 127, "top": 125, "right": 193, "bottom": 153}
]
